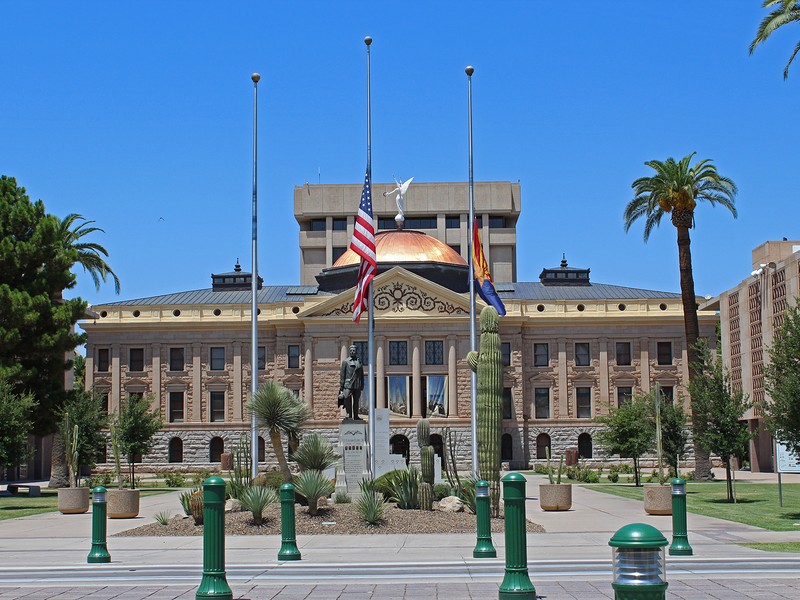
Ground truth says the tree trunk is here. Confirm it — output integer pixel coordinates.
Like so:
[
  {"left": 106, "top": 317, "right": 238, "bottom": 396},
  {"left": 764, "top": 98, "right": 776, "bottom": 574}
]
[
  {"left": 633, "top": 457, "right": 641, "bottom": 487},
  {"left": 48, "top": 432, "right": 69, "bottom": 488},
  {"left": 270, "top": 430, "right": 292, "bottom": 483},
  {"left": 725, "top": 459, "right": 733, "bottom": 502},
  {"left": 675, "top": 223, "right": 713, "bottom": 480}
]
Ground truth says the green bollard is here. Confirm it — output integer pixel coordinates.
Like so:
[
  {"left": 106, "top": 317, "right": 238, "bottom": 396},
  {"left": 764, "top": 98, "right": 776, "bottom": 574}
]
[
  {"left": 669, "top": 478, "right": 692, "bottom": 556},
  {"left": 473, "top": 479, "right": 497, "bottom": 558},
  {"left": 498, "top": 473, "right": 536, "bottom": 599},
  {"left": 278, "top": 482, "right": 301, "bottom": 561},
  {"left": 609, "top": 523, "right": 668, "bottom": 600},
  {"left": 196, "top": 476, "right": 232, "bottom": 600},
  {"left": 87, "top": 486, "right": 111, "bottom": 563}
]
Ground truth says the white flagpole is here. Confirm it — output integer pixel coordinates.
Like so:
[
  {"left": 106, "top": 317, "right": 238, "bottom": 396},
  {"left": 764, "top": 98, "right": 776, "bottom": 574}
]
[
  {"left": 365, "top": 36, "right": 376, "bottom": 478},
  {"left": 466, "top": 66, "right": 478, "bottom": 478},
  {"left": 250, "top": 72, "right": 260, "bottom": 479}
]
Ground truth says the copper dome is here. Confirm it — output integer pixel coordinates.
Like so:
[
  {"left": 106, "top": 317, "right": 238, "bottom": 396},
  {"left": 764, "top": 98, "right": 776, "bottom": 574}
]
[{"left": 332, "top": 229, "right": 467, "bottom": 268}]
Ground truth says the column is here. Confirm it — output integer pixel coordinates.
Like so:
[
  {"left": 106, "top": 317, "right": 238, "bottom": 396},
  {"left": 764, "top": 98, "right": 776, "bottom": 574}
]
[
  {"left": 303, "top": 335, "right": 313, "bottom": 409},
  {"left": 151, "top": 343, "right": 161, "bottom": 412},
  {"left": 339, "top": 336, "right": 349, "bottom": 363},
  {"left": 447, "top": 335, "right": 458, "bottom": 417},
  {"left": 192, "top": 342, "right": 202, "bottom": 422},
  {"left": 557, "top": 339, "right": 568, "bottom": 419},
  {"left": 412, "top": 336, "right": 422, "bottom": 417},
  {"left": 376, "top": 336, "right": 386, "bottom": 409},
  {"left": 233, "top": 342, "right": 242, "bottom": 421},
  {"left": 111, "top": 344, "right": 121, "bottom": 415},
  {"left": 639, "top": 337, "right": 650, "bottom": 392},
  {"left": 85, "top": 348, "right": 94, "bottom": 391},
  {"left": 598, "top": 337, "right": 609, "bottom": 414}
]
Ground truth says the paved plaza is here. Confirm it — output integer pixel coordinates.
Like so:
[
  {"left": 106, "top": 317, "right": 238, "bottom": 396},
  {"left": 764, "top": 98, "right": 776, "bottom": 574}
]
[{"left": 1, "top": 470, "right": 799, "bottom": 599}]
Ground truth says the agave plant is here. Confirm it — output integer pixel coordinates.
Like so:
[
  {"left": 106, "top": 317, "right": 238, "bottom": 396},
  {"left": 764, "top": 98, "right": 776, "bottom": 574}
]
[
  {"left": 355, "top": 478, "right": 386, "bottom": 525},
  {"left": 388, "top": 467, "right": 420, "bottom": 510},
  {"left": 291, "top": 433, "right": 340, "bottom": 472},
  {"left": 239, "top": 485, "right": 279, "bottom": 526},
  {"left": 293, "top": 469, "right": 334, "bottom": 516}
]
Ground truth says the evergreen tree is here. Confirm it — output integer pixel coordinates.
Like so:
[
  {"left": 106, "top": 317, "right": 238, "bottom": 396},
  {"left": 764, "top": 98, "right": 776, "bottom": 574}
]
[
  {"left": 594, "top": 394, "right": 655, "bottom": 486},
  {"left": 764, "top": 304, "right": 800, "bottom": 457},
  {"left": 0, "top": 377, "right": 38, "bottom": 472},
  {"left": 58, "top": 388, "right": 108, "bottom": 473},
  {"left": 115, "top": 393, "right": 163, "bottom": 489}
]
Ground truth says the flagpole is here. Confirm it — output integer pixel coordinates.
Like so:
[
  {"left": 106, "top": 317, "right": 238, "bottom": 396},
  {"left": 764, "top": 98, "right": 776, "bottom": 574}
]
[
  {"left": 365, "top": 35, "right": 376, "bottom": 478},
  {"left": 250, "top": 72, "right": 260, "bottom": 479},
  {"left": 466, "top": 65, "right": 478, "bottom": 478}
]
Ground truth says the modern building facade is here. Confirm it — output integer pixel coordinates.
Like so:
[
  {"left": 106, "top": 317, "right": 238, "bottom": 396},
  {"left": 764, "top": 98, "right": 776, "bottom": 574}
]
[
  {"left": 706, "top": 239, "right": 800, "bottom": 472},
  {"left": 82, "top": 181, "right": 717, "bottom": 471}
]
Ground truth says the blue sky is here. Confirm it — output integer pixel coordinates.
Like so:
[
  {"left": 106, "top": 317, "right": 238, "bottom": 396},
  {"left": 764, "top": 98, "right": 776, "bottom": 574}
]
[{"left": 2, "top": 1, "right": 798, "bottom": 308}]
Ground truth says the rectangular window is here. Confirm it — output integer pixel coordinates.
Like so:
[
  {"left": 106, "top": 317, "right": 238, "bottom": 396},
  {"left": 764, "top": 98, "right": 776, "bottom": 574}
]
[
  {"left": 129, "top": 348, "right": 144, "bottom": 372},
  {"left": 658, "top": 385, "right": 674, "bottom": 403},
  {"left": 617, "top": 386, "right": 633, "bottom": 407},
  {"left": 404, "top": 217, "right": 437, "bottom": 229},
  {"left": 615, "top": 342, "right": 631, "bottom": 366},
  {"left": 378, "top": 217, "right": 396, "bottom": 230},
  {"left": 210, "top": 391, "right": 225, "bottom": 422},
  {"left": 575, "top": 343, "right": 590, "bottom": 367},
  {"left": 257, "top": 346, "right": 266, "bottom": 370},
  {"left": 387, "top": 375, "right": 409, "bottom": 416},
  {"left": 489, "top": 216, "right": 506, "bottom": 228},
  {"left": 503, "top": 388, "right": 513, "bottom": 419},
  {"left": 425, "top": 340, "right": 444, "bottom": 365},
  {"left": 310, "top": 218, "right": 326, "bottom": 231},
  {"left": 449, "top": 244, "right": 461, "bottom": 255},
  {"left": 169, "top": 347, "right": 185, "bottom": 372},
  {"left": 97, "top": 348, "right": 110, "bottom": 372},
  {"left": 332, "top": 246, "right": 347, "bottom": 263},
  {"left": 98, "top": 392, "right": 109, "bottom": 414},
  {"left": 534, "top": 388, "right": 550, "bottom": 419},
  {"left": 474, "top": 215, "right": 483, "bottom": 228},
  {"left": 128, "top": 392, "right": 143, "bottom": 403},
  {"left": 169, "top": 391, "right": 184, "bottom": 423},
  {"left": 657, "top": 342, "right": 673, "bottom": 365},
  {"left": 332, "top": 217, "right": 347, "bottom": 231},
  {"left": 576, "top": 387, "right": 592, "bottom": 418},
  {"left": 353, "top": 341, "right": 369, "bottom": 366},
  {"left": 210, "top": 347, "right": 225, "bottom": 371},
  {"left": 426, "top": 375, "right": 447, "bottom": 417},
  {"left": 288, "top": 345, "right": 300, "bottom": 369},
  {"left": 533, "top": 343, "right": 549, "bottom": 367},
  {"left": 445, "top": 215, "right": 460, "bottom": 229},
  {"left": 389, "top": 341, "right": 408, "bottom": 366},
  {"left": 501, "top": 342, "right": 511, "bottom": 367}
]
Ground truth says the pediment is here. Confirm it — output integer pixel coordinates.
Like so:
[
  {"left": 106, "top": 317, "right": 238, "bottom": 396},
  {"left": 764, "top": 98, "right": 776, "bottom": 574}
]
[{"left": 299, "top": 267, "right": 471, "bottom": 320}]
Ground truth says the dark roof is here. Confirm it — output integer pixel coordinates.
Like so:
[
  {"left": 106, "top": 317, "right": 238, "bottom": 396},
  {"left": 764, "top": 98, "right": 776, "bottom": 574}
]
[{"left": 96, "top": 280, "right": 680, "bottom": 307}]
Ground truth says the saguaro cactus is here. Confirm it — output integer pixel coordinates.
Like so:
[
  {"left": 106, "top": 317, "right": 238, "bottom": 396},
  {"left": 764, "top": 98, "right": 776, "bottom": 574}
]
[
  {"left": 467, "top": 306, "right": 503, "bottom": 516},
  {"left": 417, "top": 419, "right": 434, "bottom": 511}
]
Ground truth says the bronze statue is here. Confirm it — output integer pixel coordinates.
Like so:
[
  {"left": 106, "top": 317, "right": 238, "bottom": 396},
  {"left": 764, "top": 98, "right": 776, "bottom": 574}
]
[{"left": 339, "top": 345, "right": 364, "bottom": 420}]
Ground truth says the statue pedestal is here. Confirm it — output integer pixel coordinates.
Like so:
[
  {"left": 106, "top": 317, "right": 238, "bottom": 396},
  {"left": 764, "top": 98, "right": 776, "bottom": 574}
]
[
  {"left": 373, "top": 408, "right": 407, "bottom": 478},
  {"left": 336, "top": 420, "right": 369, "bottom": 498}
]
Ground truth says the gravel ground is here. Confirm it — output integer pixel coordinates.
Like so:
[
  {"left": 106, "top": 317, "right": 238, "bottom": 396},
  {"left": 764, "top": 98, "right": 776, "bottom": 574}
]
[{"left": 117, "top": 502, "right": 545, "bottom": 536}]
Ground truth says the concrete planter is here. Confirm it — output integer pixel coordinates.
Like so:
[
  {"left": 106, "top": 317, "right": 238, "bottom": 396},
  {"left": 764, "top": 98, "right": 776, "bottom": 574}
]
[
  {"left": 643, "top": 483, "right": 672, "bottom": 515},
  {"left": 539, "top": 483, "right": 572, "bottom": 511},
  {"left": 107, "top": 489, "right": 140, "bottom": 519},
  {"left": 57, "top": 487, "right": 90, "bottom": 514}
]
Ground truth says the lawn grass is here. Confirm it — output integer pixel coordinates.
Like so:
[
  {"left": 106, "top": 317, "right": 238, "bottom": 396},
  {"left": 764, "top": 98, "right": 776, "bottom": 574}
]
[
  {"left": 741, "top": 542, "right": 800, "bottom": 553},
  {"left": 587, "top": 481, "right": 800, "bottom": 531}
]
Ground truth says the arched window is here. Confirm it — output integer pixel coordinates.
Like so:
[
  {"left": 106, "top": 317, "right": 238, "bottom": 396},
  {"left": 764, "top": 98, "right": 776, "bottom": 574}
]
[
  {"left": 210, "top": 437, "right": 224, "bottom": 463},
  {"left": 168, "top": 437, "right": 183, "bottom": 463},
  {"left": 501, "top": 433, "right": 513, "bottom": 461},
  {"left": 429, "top": 433, "right": 444, "bottom": 469},
  {"left": 536, "top": 433, "right": 551, "bottom": 460},
  {"left": 257, "top": 436, "right": 266, "bottom": 462},
  {"left": 578, "top": 433, "right": 592, "bottom": 459},
  {"left": 390, "top": 434, "right": 410, "bottom": 465}
]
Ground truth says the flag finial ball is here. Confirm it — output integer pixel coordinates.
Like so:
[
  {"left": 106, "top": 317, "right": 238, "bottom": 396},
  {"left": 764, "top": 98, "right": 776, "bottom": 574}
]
[
  {"left": 251, "top": 73, "right": 261, "bottom": 83},
  {"left": 364, "top": 36, "right": 372, "bottom": 46},
  {"left": 465, "top": 66, "right": 474, "bottom": 76}
]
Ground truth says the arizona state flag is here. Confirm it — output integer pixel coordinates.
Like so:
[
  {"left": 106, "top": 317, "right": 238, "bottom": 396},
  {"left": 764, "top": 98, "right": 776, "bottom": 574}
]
[{"left": 472, "top": 219, "right": 506, "bottom": 316}]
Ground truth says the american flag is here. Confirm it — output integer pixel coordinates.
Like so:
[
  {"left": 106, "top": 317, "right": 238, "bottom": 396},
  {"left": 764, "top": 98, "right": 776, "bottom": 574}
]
[{"left": 350, "top": 168, "right": 376, "bottom": 323}]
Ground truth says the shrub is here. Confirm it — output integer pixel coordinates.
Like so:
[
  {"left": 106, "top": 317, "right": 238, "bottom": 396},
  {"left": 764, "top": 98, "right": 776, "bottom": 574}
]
[
  {"left": 608, "top": 469, "right": 619, "bottom": 484},
  {"left": 356, "top": 479, "right": 386, "bottom": 525},
  {"left": 335, "top": 491, "right": 351, "bottom": 504},
  {"left": 154, "top": 511, "right": 171, "bottom": 526},
  {"left": 388, "top": 467, "right": 420, "bottom": 509},
  {"left": 179, "top": 487, "right": 200, "bottom": 516},
  {"left": 253, "top": 471, "right": 285, "bottom": 489},
  {"left": 191, "top": 469, "right": 213, "bottom": 487},
  {"left": 84, "top": 473, "right": 114, "bottom": 489},
  {"left": 293, "top": 470, "right": 334, "bottom": 516},
  {"left": 163, "top": 472, "right": 186, "bottom": 488},
  {"left": 566, "top": 460, "right": 599, "bottom": 483},
  {"left": 533, "top": 463, "right": 548, "bottom": 474},
  {"left": 618, "top": 463, "right": 634, "bottom": 474},
  {"left": 433, "top": 483, "right": 451, "bottom": 501},
  {"left": 240, "top": 485, "right": 279, "bottom": 525},
  {"left": 456, "top": 477, "right": 477, "bottom": 514},
  {"left": 291, "top": 433, "right": 340, "bottom": 471},
  {"left": 374, "top": 469, "right": 404, "bottom": 501}
]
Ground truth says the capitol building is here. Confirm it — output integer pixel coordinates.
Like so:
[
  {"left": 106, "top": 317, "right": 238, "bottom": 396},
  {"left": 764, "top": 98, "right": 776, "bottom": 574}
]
[{"left": 82, "top": 181, "right": 716, "bottom": 470}]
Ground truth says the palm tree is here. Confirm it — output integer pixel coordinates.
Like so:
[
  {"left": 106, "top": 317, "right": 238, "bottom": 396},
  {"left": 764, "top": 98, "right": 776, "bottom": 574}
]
[
  {"left": 750, "top": 0, "right": 800, "bottom": 80},
  {"left": 624, "top": 153, "right": 737, "bottom": 479},
  {"left": 247, "top": 381, "right": 311, "bottom": 483}
]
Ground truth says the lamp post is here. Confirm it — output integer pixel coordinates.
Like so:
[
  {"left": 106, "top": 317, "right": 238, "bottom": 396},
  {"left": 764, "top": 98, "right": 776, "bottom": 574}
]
[
  {"left": 87, "top": 486, "right": 110, "bottom": 563},
  {"left": 669, "top": 478, "right": 692, "bottom": 556},
  {"left": 473, "top": 479, "right": 496, "bottom": 558},
  {"left": 608, "top": 523, "right": 668, "bottom": 600},
  {"left": 250, "top": 71, "right": 260, "bottom": 479}
]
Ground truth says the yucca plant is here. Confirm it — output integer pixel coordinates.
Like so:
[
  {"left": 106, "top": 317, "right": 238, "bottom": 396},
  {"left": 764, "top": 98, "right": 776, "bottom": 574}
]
[
  {"left": 291, "top": 433, "right": 340, "bottom": 472},
  {"left": 293, "top": 469, "right": 334, "bottom": 516},
  {"left": 356, "top": 478, "right": 386, "bottom": 526},
  {"left": 239, "top": 485, "right": 279, "bottom": 526},
  {"left": 389, "top": 467, "right": 420, "bottom": 510},
  {"left": 154, "top": 511, "right": 171, "bottom": 526}
]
